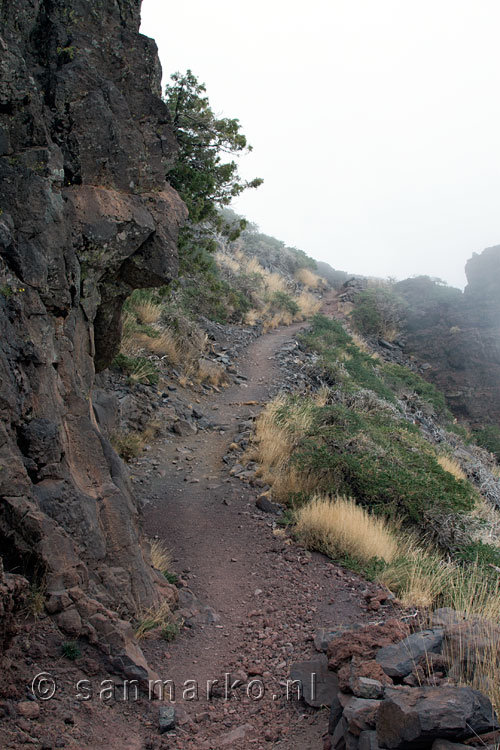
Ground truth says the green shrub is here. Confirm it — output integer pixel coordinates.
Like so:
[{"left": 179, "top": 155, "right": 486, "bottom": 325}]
[
  {"left": 473, "top": 426, "right": 500, "bottom": 463},
  {"left": 382, "top": 362, "right": 450, "bottom": 416},
  {"left": 269, "top": 291, "right": 300, "bottom": 316},
  {"left": 300, "top": 316, "right": 396, "bottom": 403},
  {"left": 163, "top": 571, "right": 179, "bottom": 585},
  {"left": 301, "top": 316, "right": 451, "bottom": 415},
  {"left": 161, "top": 621, "right": 181, "bottom": 642},
  {"left": 26, "top": 582, "right": 46, "bottom": 617},
  {"left": 111, "top": 431, "right": 144, "bottom": 462},
  {"left": 351, "top": 287, "right": 406, "bottom": 339},
  {"left": 292, "top": 406, "right": 476, "bottom": 531},
  {"left": 340, "top": 554, "right": 387, "bottom": 581},
  {"left": 269, "top": 314, "right": 478, "bottom": 548},
  {"left": 458, "top": 540, "right": 500, "bottom": 568},
  {"left": 300, "top": 314, "right": 351, "bottom": 350},
  {"left": 177, "top": 272, "right": 253, "bottom": 324},
  {"left": 276, "top": 509, "right": 295, "bottom": 527},
  {"left": 290, "top": 247, "right": 317, "bottom": 271},
  {"left": 111, "top": 353, "right": 158, "bottom": 385},
  {"left": 61, "top": 641, "right": 81, "bottom": 661},
  {"left": 344, "top": 356, "right": 395, "bottom": 403}
]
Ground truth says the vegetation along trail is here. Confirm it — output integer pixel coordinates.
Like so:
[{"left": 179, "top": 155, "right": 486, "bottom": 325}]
[{"left": 138, "top": 301, "right": 392, "bottom": 749}]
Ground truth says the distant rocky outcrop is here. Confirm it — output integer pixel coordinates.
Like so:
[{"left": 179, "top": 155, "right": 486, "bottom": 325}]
[
  {"left": 0, "top": 0, "right": 185, "bottom": 676},
  {"left": 315, "top": 261, "right": 350, "bottom": 289},
  {"left": 395, "top": 247, "right": 500, "bottom": 427}
]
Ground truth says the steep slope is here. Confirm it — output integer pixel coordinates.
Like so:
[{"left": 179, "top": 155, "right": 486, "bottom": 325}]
[{"left": 0, "top": 0, "right": 185, "bottom": 676}]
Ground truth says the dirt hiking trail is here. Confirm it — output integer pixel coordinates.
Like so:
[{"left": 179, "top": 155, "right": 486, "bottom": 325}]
[{"left": 136, "top": 308, "right": 390, "bottom": 749}]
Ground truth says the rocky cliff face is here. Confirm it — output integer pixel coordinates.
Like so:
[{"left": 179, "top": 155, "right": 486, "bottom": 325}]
[
  {"left": 396, "top": 246, "right": 500, "bottom": 427},
  {"left": 0, "top": 0, "right": 186, "bottom": 678}
]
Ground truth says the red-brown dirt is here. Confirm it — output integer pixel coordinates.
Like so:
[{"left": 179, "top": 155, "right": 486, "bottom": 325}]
[{"left": 0, "top": 307, "right": 395, "bottom": 749}]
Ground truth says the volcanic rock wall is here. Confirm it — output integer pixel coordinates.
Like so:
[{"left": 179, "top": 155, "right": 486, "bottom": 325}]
[
  {"left": 397, "top": 246, "right": 500, "bottom": 427},
  {"left": 0, "top": 0, "right": 186, "bottom": 676}
]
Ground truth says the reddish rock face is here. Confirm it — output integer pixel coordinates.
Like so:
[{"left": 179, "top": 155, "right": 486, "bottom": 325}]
[
  {"left": 396, "top": 247, "right": 500, "bottom": 427},
  {"left": 327, "top": 619, "right": 410, "bottom": 673},
  {"left": 0, "top": 0, "right": 185, "bottom": 675},
  {"left": 338, "top": 659, "right": 393, "bottom": 693}
]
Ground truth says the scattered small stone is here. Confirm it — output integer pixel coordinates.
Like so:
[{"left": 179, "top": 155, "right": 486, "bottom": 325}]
[
  {"left": 159, "top": 706, "right": 176, "bottom": 734},
  {"left": 17, "top": 702, "right": 40, "bottom": 720},
  {"left": 256, "top": 495, "right": 282, "bottom": 514}
]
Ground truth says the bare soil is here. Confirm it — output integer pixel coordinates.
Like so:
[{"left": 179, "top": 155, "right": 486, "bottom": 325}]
[
  {"left": 0, "top": 310, "right": 394, "bottom": 750},
  {"left": 137, "top": 318, "right": 391, "bottom": 749}
]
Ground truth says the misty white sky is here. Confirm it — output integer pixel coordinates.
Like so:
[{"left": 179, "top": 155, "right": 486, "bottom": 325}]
[{"left": 141, "top": 0, "right": 500, "bottom": 288}]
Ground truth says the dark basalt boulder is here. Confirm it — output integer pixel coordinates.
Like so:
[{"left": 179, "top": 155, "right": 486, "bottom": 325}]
[{"left": 377, "top": 685, "right": 498, "bottom": 749}]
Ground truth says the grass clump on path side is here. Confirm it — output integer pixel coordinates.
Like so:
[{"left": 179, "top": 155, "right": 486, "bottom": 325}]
[
  {"left": 247, "top": 313, "right": 500, "bottom": 613},
  {"left": 249, "top": 390, "right": 477, "bottom": 533},
  {"left": 295, "top": 494, "right": 398, "bottom": 567}
]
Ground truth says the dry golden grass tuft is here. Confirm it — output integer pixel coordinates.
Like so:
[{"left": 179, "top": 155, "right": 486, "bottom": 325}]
[
  {"left": 197, "top": 359, "right": 229, "bottom": 388},
  {"left": 492, "top": 464, "right": 500, "bottom": 479},
  {"left": 149, "top": 539, "right": 173, "bottom": 573},
  {"left": 245, "top": 256, "right": 266, "bottom": 276},
  {"left": 350, "top": 331, "right": 371, "bottom": 354},
  {"left": 294, "top": 267, "right": 323, "bottom": 289},
  {"left": 297, "top": 291, "right": 322, "bottom": 318},
  {"left": 271, "top": 466, "right": 318, "bottom": 504},
  {"left": 26, "top": 581, "right": 46, "bottom": 618},
  {"left": 244, "top": 308, "right": 260, "bottom": 326},
  {"left": 272, "top": 527, "right": 287, "bottom": 539},
  {"left": 132, "top": 300, "right": 163, "bottom": 325},
  {"left": 129, "top": 329, "right": 180, "bottom": 365},
  {"left": 244, "top": 290, "right": 321, "bottom": 330},
  {"left": 296, "top": 495, "right": 398, "bottom": 564},
  {"left": 338, "top": 300, "right": 355, "bottom": 315},
  {"left": 111, "top": 430, "right": 145, "bottom": 461},
  {"left": 264, "top": 272, "right": 288, "bottom": 294},
  {"left": 177, "top": 371, "right": 192, "bottom": 388},
  {"left": 437, "top": 455, "right": 467, "bottom": 482},
  {"left": 444, "top": 562, "right": 500, "bottom": 620},
  {"left": 127, "top": 360, "right": 156, "bottom": 385},
  {"left": 470, "top": 499, "right": 500, "bottom": 548},
  {"left": 381, "top": 326, "right": 399, "bottom": 342},
  {"left": 378, "top": 542, "right": 452, "bottom": 609},
  {"left": 379, "top": 533, "right": 500, "bottom": 619},
  {"left": 245, "top": 396, "right": 293, "bottom": 471},
  {"left": 111, "top": 421, "right": 161, "bottom": 462},
  {"left": 215, "top": 250, "right": 241, "bottom": 275},
  {"left": 261, "top": 319, "right": 273, "bottom": 333},
  {"left": 442, "top": 615, "right": 500, "bottom": 717},
  {"left": 135, "top": 600, "right": 174, "bottom": 639},
  {"left": 313, "top": 385, "right": 330, "bottom": 407},
  {"left": 263, "top": 310, "right": 294, "bottom": 332},
  {"left": 245, "top": 397, "right": 320, "bottom": 501},
  {"left": 437, "top": 564, "right": 500, "bottom": 716},
  {"left": 148, "top": 330, "right": 180, "bottom": 361},
  {"left": 120, "top": 312, "right": 141, "bottom": 355}
]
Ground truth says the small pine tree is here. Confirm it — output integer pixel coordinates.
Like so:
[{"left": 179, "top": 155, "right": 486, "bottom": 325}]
[{"left": 164, "top": 70, "right": 263, "bottom": 272}]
